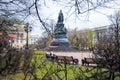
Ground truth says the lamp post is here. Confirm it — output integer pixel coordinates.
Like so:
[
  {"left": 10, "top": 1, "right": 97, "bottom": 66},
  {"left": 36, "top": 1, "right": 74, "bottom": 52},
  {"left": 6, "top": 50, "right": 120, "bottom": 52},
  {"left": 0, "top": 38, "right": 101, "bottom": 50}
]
[{"left": 24, "top": 23, "right": 32, "bottom": 49}]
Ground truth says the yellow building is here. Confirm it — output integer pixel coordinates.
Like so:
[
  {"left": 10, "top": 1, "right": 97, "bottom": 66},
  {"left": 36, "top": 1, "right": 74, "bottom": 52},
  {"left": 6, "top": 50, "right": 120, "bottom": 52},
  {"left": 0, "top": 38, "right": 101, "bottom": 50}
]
[{"left": 9, "top": 23, "right": 31, "bottom": 49}]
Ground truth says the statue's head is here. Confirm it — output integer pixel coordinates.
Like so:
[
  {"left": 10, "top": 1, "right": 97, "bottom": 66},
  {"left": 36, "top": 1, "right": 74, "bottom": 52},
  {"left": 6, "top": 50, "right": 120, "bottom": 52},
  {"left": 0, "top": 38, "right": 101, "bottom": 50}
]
[{"left": 58, "top": 10, "right": 64, "bottom": 23}]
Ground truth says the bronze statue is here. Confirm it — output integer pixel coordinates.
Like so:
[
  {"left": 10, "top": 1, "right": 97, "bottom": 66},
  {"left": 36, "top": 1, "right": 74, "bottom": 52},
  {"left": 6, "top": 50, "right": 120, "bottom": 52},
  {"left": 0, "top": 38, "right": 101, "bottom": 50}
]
[
  {"left": 54, "top": 10, "right": 67, "bottom": 36},
  {"left": 57, "top": 10, "right": 64, "bottom": 23},
  {"left": 50, "top": 10, "right": 69, "bottom": 46}
]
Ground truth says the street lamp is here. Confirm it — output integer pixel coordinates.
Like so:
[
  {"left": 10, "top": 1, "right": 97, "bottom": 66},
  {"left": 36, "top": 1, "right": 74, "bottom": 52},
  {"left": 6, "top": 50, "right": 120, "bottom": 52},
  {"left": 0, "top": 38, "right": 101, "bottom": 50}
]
[{"left": 24, "top": 23, "right": 32, "bottom": 49}]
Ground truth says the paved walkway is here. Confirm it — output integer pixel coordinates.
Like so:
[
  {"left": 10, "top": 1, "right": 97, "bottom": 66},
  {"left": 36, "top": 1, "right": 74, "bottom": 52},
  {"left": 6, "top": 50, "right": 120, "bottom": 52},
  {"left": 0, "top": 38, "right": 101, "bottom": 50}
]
[{"left": 51, "top": 51, "right": 95, "bottom": 65}]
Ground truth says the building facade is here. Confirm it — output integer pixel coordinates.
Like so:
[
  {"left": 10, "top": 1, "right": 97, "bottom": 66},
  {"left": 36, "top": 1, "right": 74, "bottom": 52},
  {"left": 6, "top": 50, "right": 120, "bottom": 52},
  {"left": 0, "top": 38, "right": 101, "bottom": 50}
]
[
  {"left": 9, "top": 23, "right": 31, "bottom": 49},
  {"left": 92, "top": 26, "right": 108, "bottom": 46}
]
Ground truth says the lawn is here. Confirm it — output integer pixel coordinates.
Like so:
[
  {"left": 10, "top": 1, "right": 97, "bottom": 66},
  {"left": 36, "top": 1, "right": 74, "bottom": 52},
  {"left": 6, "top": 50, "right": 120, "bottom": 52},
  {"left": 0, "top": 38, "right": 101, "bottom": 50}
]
[{"left": 0, "top": 50, "right": 120, "bottom": 80}]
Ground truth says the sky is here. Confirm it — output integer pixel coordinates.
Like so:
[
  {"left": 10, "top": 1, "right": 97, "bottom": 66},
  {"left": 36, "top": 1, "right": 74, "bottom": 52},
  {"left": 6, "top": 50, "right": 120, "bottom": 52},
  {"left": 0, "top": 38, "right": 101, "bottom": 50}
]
[{"left": 30, "top": 0, "right": 120, "bottom": 37}]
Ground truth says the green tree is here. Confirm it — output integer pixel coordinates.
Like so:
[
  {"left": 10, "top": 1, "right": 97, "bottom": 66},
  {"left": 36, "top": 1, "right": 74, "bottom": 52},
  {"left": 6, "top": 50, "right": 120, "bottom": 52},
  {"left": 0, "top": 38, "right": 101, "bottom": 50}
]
[{"left": 87, "top": 29, "right": 93, "bottom": 48}]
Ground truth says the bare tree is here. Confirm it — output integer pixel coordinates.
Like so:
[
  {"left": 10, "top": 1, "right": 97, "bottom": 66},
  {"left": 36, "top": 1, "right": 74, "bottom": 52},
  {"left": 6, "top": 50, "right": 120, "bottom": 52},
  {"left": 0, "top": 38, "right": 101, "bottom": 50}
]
[
  {"left": 109, "top": 10, "right": 120, "bottom": 54},
  {"left": 0, "top": 0, "right": 118, "bottom": 34},
  {"left": 94, "top": 10, "right": 120, "bottom": 80}
]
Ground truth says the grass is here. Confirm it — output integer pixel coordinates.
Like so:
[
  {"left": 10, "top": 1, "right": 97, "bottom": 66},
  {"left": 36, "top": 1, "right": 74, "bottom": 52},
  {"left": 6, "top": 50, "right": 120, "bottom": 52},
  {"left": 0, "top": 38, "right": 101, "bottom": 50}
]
[{"left": 0, "top": 50, "right": 120, "bottom": 80}]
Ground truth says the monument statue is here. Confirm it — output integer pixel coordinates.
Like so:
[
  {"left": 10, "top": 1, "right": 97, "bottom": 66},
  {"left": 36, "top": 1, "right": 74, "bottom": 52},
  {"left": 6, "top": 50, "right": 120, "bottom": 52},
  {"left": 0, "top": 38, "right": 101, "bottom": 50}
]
[
  {"left": 54, "top": 10, "right": 67, "bottom": 37},
  {"left": 50, "top": 10, "right": 69, "bottom": 46},
  {"left": 57, "top": 10, "right": 64, "bottom": 23}
]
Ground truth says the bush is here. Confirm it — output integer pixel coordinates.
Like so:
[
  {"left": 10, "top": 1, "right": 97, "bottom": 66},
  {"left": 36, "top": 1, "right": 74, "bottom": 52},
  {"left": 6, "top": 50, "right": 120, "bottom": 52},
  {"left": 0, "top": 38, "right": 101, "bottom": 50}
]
[
  {"left": 34, "top": 50, "right": 46, "bottom": 55},
  {"left": 0, "top": 49, "right": 33, "bottom": 75}
]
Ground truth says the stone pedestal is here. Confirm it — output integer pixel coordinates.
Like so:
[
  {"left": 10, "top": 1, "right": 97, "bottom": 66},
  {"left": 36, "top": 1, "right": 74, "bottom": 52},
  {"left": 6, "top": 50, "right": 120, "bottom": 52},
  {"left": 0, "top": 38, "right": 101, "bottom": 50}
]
[{"left": 51, "top": 38, "right": 69, "bottom": 46}]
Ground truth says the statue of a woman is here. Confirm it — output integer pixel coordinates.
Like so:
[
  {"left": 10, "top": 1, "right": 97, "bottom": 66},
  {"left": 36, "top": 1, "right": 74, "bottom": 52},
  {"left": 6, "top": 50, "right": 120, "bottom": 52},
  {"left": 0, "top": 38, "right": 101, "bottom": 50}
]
[
  {"left": 54, "top": 10, "right": 67, "bottom": 35},
  {"left": 57, "top": 10, "right": 64, "bottom": 23}
]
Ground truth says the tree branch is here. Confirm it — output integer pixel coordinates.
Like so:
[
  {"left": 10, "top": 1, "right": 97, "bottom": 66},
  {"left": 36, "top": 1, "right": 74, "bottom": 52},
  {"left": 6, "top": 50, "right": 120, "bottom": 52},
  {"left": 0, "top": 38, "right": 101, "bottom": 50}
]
[{"left": 34, "top": 0, "right": 50, "bottom": 34}]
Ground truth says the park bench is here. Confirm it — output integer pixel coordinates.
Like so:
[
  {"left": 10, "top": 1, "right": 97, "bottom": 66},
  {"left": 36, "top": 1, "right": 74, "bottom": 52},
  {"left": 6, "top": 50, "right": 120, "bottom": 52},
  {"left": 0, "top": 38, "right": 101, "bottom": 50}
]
[
  {"left": 56, "top": 56, "right": 79, "bottom": 65},
  {"left": 73, "top": 58, "right": 79, "bottom": 64},
  {"left": 65, "top": 56, "right": 78, "bottom": 64},
  {"left": 82, "top": 58, "right": 102, "bottom": 66},
  {"left": 65, "top": 56, "right": 74, "bottom": 64},
  {"left": 45, "top": 52, "right": 79, "bottom": 65},
  {"left": 55, "top": 56, "right": 65, "bottom": 63}
]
